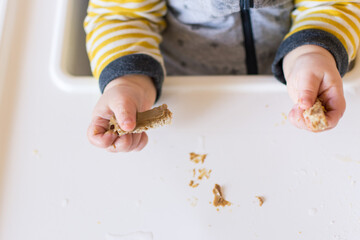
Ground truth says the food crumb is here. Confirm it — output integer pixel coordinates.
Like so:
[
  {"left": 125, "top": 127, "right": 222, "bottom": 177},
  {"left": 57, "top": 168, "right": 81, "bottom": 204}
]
[
  {"left": 213, "top": 184, "right": 231, "bottom": 207},
  {"left": 189, "top": 180, "right": 199, "bottom": 188},
  {"left": 32, "top": 149, "right": 41, "bottom": 159},
  {"left": 303, "top": 98, "right": 328, "bottom": 131},
  {"left": 188, "top": 153, "right": 210, "bottom": 188},
  {"left": 198, "top": 168, "right": 212, "bottom": 180},
  {"left": 97, "top": 221, "right": 101, "bottom": 225},
  {"left": 188, "top": 196, "right": 198, "bottom": 207},
  {"left": 281, "top": 112, "right": 287, "bottom": 120},
  {"left": 93, "top": 128, "right": 100, "bottom": 135},
  {"left": 190, "top": 152, "right": 207, "bottom": 164},
  {"left": 256, "top": 196, "right": 264, "bottom": 206}
]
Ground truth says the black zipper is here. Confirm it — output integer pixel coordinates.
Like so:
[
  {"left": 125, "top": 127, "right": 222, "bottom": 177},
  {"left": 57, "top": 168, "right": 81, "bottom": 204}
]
[{"left": 240, "top": 0, "right": 258, "bottom": 74}]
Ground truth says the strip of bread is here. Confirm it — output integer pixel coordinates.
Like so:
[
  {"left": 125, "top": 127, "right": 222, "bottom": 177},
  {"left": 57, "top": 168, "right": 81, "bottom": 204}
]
[
  {"left": 108, "top": 104, "right": 172, "bottom": 136},
  {"left": 303, "top": 98, "right": 328, "bottom": 131}
]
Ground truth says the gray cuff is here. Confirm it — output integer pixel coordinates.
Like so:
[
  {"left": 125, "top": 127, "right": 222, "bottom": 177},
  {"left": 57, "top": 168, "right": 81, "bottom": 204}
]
[
  {"left": 272, "top": 29, "right": 349, "bottom": 84},
  {"left": 99, "top": 54, "right": 164, "bottom": 101}
]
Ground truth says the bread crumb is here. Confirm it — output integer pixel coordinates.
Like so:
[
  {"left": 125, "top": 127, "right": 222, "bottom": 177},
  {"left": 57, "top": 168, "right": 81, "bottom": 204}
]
[
  {"left": 212, "top": 184, "right": 231, "bottom": 207},
  {"left": 93, "top": 128, "right": 100, "bottom": 135},
  {"left": 32, "top": 149, "right": 40, "bottom": 158},
  {"left": 303, "top": 98, "right": 328, "bottom": 131},
  {"left": 190, "top": 152, "right": 207, "bottom": 164},
  {"left": 197, "top": 168, "right": 212, "bottom": 180},
  {"left": 189, "top": 180, "right": 199, "bottom": 188},
  {"left": 189, "top": 153, "right": 209, "bottom": 188},
  {"left": 188, "top": 196, "right": 198, "bottom": 207},
  {"left": 256, "top": 196, "right": 264, "bottom": 206}
]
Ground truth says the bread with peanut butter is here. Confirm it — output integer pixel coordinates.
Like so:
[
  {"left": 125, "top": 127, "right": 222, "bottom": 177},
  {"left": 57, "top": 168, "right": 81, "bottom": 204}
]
[{"left": 108, "top": 104, "right": 172, "bottom": 136}]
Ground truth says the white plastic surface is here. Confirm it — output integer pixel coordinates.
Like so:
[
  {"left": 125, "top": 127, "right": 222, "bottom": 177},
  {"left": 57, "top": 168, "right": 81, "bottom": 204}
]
[{"left": 1, "top": 0, "right": 360, "bottom": 240}]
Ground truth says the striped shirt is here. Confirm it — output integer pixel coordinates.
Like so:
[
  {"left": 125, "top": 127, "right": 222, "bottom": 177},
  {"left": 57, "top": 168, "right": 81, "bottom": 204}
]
[{"left": 84, "top": 0, "right": 360, "bottom": 95}]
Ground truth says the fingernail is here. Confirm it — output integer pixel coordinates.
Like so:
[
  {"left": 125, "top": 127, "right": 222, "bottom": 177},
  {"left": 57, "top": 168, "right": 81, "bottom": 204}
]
[
  {"left": 121, "top": 119, "right": 135, "bottom": 131},
  {"left": 122, "top": 120, "right": 133, "bottom": 126}
]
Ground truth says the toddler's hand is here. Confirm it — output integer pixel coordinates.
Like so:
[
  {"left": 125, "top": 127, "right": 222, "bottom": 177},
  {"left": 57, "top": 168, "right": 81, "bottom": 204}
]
[
  {"left": 283, "top": 45, "right": 346, "bottom": 131},
  {"left": 87, "top": 75, "right": 156, "bottom": 152}
]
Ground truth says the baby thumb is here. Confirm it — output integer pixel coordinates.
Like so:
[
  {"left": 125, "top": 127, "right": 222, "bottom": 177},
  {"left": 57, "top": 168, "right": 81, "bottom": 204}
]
[
  {"left": 111, "top": 100, "right": 137, "bottom": 132},
  {"left": 296, "top": 75, "right": 321, "bottom": 110}
]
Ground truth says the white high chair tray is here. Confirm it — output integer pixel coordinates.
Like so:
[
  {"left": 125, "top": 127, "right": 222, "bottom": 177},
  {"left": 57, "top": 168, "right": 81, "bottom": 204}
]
[{"left": 1, "top": 0, "right": 360, "bottom": 240}]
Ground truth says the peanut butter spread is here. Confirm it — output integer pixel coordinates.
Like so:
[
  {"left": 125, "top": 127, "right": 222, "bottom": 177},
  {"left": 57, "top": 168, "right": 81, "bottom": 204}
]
[{"left": 108, "top": 104, "right": 172, "bottom": 136}]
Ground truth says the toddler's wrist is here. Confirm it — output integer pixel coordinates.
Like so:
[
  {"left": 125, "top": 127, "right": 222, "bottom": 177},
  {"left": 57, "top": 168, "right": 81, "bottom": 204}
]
[
  {"left": 104, "top": 75, "right": 156, "bottom": 103},
  {"left": 283, "top": 45, "right": 336, "bottom": 80},
  {"left": 104, "top": 74, "right": 152, "bottom": 91}
]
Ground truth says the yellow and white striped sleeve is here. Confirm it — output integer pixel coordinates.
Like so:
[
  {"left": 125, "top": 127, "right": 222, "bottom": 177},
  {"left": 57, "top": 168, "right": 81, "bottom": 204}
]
[
  {"left": 273, "top": 1, "right": 360, "bottom": 83},
  {"left": 84, "top": 0, "right": 167, "bottom": 97}
]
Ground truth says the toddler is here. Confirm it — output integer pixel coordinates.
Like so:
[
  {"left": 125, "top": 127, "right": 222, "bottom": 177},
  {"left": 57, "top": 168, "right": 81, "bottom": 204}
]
[{"left": 84, "top": 0, "right": 360, "bottom": 152}]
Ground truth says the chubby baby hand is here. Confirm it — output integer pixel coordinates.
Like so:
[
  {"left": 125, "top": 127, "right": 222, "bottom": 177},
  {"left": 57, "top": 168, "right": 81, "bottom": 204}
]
[
  {"left": 283, "top": 45, "right": 346, "bottom": 132},
  {"left": 87, "top": 75, "right": 156, "bottom": 152}
]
